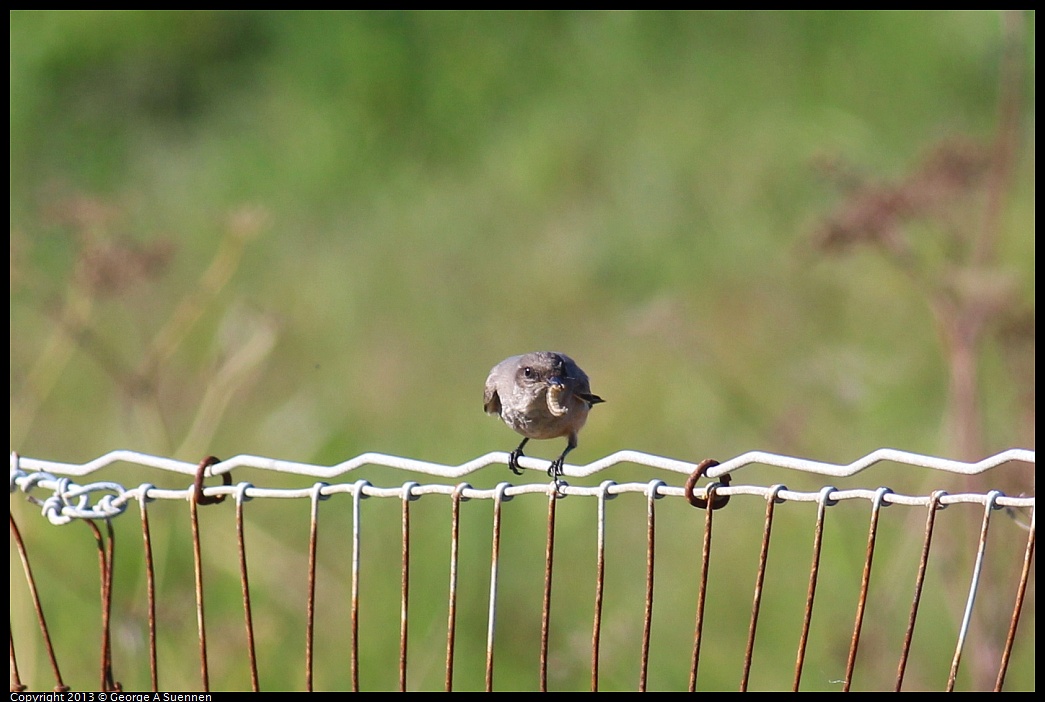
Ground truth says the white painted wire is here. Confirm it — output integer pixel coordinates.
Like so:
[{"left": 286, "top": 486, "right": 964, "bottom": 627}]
[
  {"left": 12, "top": 446, "right": 1035, "bottom": 480},
  {"left": 9, "top": 448, "right": 1035, "bottom": 692},
  {"left": 10, "top": 448, "right": 1034, "bottom": 526}
]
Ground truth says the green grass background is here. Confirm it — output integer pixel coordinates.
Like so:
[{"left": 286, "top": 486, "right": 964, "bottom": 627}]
[{"left": 10, "top": 10, "right": 1034, "bottom": 691}]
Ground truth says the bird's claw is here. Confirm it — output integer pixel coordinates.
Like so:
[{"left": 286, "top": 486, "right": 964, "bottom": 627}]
[
  {"left": 547, "top": 457, "right": 565, "bottom": 481},
  {"left": 508, "top": 448, "right": 526, "bottom": 476}
]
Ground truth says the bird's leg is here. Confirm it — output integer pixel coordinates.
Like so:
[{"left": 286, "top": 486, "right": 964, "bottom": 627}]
[
  {"left": 547, "top": 434, "right": 577, "bottom": 481},
  {"left": 548, "top": 447, "right": 573, "bottom": 497},
  {"left": 508, "top": 437, "right": 529, "bottom": 475}
]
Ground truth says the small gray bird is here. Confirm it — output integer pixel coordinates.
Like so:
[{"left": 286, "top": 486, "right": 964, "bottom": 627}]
[{"left": 484, "top": 351, "right": 604, "bottom": 480}]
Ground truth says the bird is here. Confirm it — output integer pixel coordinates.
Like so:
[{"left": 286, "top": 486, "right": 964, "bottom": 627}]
[{"left": 483, "top": 351, "right": 604, "bottom": 481}]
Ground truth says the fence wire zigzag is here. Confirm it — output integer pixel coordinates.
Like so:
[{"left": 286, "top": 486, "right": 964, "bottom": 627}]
[{"left": 10, "top": 448, "right": 1036, "bottom": 692}]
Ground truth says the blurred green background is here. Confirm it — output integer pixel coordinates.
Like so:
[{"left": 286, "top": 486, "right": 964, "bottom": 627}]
[{"left": 10, "top": 10, "right": 1034, "bottom": 691}]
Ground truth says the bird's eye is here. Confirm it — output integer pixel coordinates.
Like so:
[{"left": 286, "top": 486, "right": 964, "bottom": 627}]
[{"left": 523, "top": 366, "right": 534, "bottom": 378}]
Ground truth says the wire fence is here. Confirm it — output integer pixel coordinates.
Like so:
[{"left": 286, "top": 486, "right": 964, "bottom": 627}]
[{"left": 10, "top": 448, "right": 1035, "bottom": 692}]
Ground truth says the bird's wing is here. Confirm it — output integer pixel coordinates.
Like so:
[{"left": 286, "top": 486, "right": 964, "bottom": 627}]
[{"left": 483, "top": 383, "right": 502, "bottom": 415}]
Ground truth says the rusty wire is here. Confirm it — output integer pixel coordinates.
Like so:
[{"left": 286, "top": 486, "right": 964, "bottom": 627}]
[
  {"left": 539, "top": 484, "right": 558, "bottom": 692},
  {"left": 233, "top": 483, "right": 259, "bottom": 692},
  {"left": 793, "top": 485, "right": 835, "bottom": 691},
  {"left": 188, "top": 478, "right": 209, "bottom": 691},
  {"left": 895, "top": 490, "right": 945, "bottom": 691},
  {"left": 399, "top": 482, "right": 415, "bottom": 692},
  {"left": 10, "top": 625, "right": 25, "bottom": 692},
  {"left": 187, "top": 456, "right": 230, "bottom": 693},
  {"left": 688, "top": 480, "right": 723, "bottom": 691},
  {"left": 639, "top": 480, "right": 664, "bottom": 691},
  {"left": 684, "top": 458, "right": 731, "bottom": 510},
  {"left": 445, "top": 483, "right": 466, "bottom": 691},
  {"left": 995, "top": 504, "right": 1035, "bottom": 692},
  {"left": 10, "top": 514, "right": 67, "bottom": 692},
  {"left": 305, "top": 482, "right": 325, "bottom": 692},
  {"left": 349, "top": 480, "right": 366, "bottom": 692},
  {"left": 137, "top": 487, "right": 159, "bottom": 691},
  {"left": 83, "top": 518, "right": 119, "bottom": 691},
  {"left": 843, "top": 486, "right": 891, "bottom": 691},
  {"left": 741, "top": 484, "right": 786, "bottom": 691},
  {"left": 100, "top": 519, "right": 117, "bottom": 691},
  {"left": 590, "top": 480, "right": 613, "bottom": 692}
]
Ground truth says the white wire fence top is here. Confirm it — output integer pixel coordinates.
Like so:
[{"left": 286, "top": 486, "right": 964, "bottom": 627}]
[
  {"left": 9, "top": 447, "right": 1036, "bottom": 692},
  {"left": 11, "top": 445, "right": 1036, "bottom": 480},
  {"left": 10, "top": 447, "right": 1035, "bottom": 526}
]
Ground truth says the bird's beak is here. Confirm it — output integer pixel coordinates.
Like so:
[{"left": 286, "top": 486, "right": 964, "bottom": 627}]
[{"left": 547, "top": 376, "right": 564, "bottom": 388}]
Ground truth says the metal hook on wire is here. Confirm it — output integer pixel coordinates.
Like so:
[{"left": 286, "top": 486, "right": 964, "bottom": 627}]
[{"left": 684, "top": 459, "right": 731, "bottom": 510}]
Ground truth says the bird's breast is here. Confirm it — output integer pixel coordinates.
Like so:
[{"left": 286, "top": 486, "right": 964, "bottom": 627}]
[{"left": 500, "top": 390, "right": 589, "bottom": 440}]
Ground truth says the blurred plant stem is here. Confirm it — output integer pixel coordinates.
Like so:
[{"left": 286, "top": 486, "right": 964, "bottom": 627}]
[
  {"left": 136, "top": 207, "right": 272, "bottom": 456},
  {"left": 10, "top": 200, "right": 271, "bottom": 458},
  {"left": 141, "top": 207, "right": 266, "bottom": 376},
  {"left": 939, "top": 9, "right": 1029, "bottom": 467},
  {"left": 813, "top": 11, "right": 1032, "bottom": 690},
  {"left": 10, "top": 288, "right": 95, "bottom": 448},
  {"left": 814, "top": 11, "right": 1032, "bottom": 468},
  {"left": 174, "top": 306, "right": 278, "bottom": 459}
]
